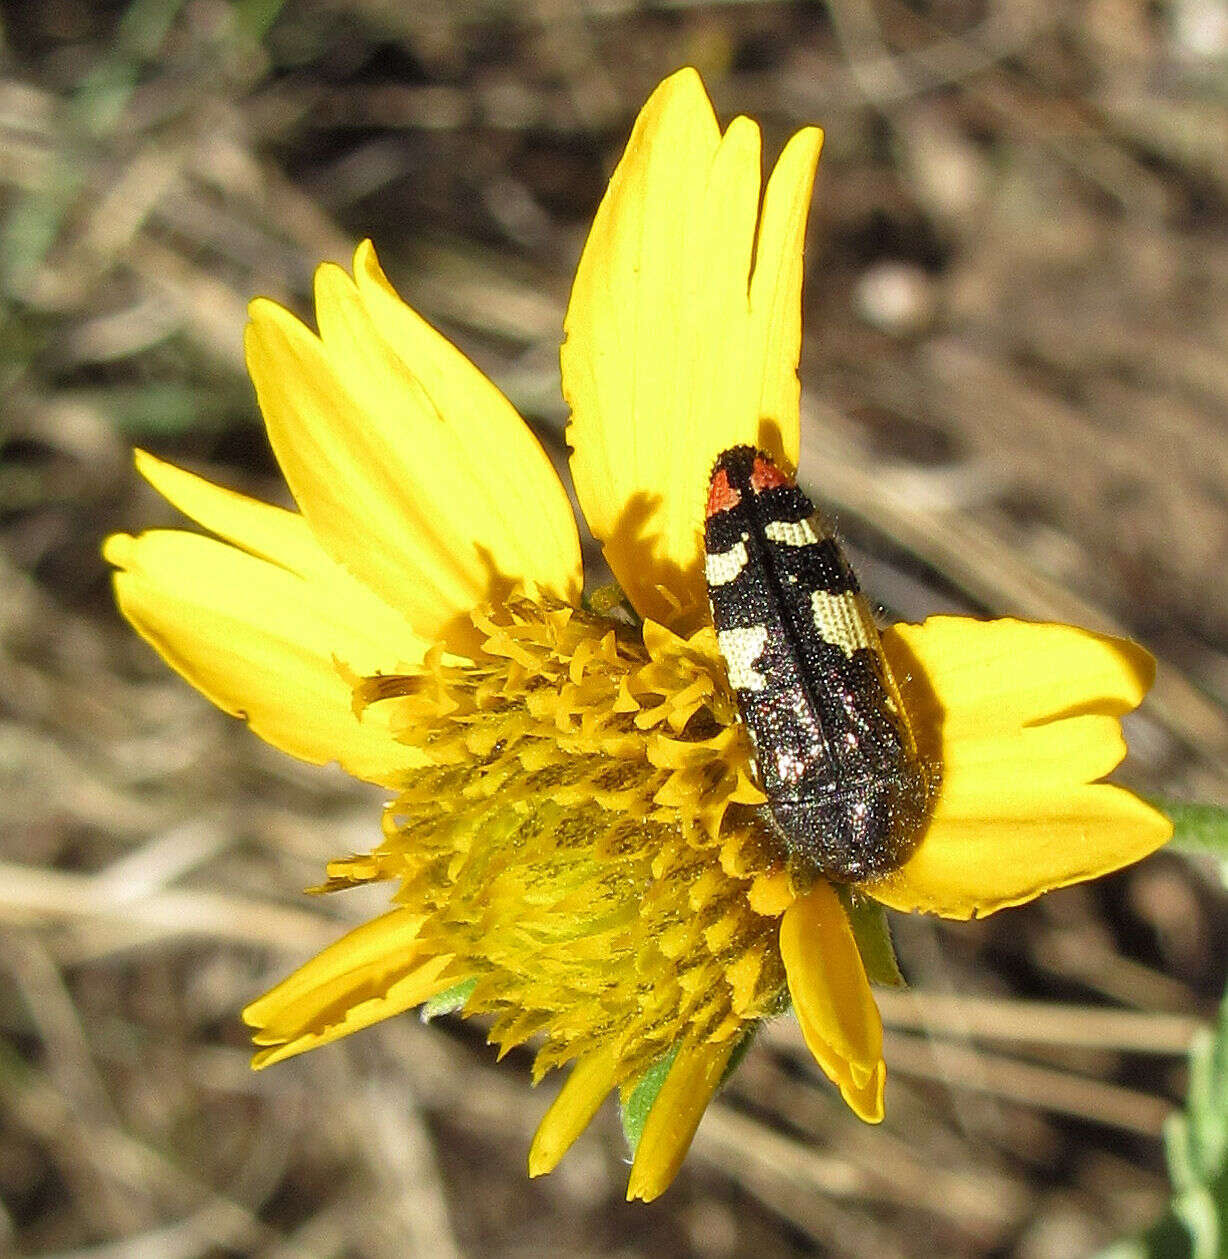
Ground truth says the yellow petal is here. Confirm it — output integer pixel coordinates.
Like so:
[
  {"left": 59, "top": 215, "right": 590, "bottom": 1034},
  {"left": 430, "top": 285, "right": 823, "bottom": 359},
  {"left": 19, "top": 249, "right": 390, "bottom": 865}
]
[
  {"left": 884, "top": 616, "right": 1156, "bottom": 746},
  {"left": 351, "top": 242, "right": 582, "bottom": 596},
  {"left": 246, "top": 243, "right": 581, "bottom": 651},
  {"left": 748, "top": 125, "right": 828, "bottom": 464},
  {"left": 245, "top": 911, "right": 428, "bottom": 1023},
  {"left": 869, "top": 783, "right": 1171, "bottom": 920},
  {"left": 528, "top": 1043, "right": 619, "bottom": 1178},
  {"left": 134, "top": 448, "right": 327, "bottom": 575},
  {"left": 563, "top": 67, "right": 822, "bottom": 631},
  {"left": 104, "top": 529, "right": 421, "bottom": 786},
  {"left": 243, "top": 909, "right": 456, "bottom": 1067},
  {"left": 865, "top": 617, "right": 1173, "bottom": 919},
  {"left": 133, "top": 449, "right": 432, "bottom": 660},
  {"left": 625, "top": 1037, "right": 737, "bottom": 1202},
  {"left": 779, "top": 880, "right": 885, "bottom": 1123}
]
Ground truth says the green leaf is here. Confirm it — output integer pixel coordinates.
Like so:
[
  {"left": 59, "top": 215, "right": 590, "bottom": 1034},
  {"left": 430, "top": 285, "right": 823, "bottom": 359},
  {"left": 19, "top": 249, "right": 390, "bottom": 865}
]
[
  {"left": 1158, "top": 801, "right": 1228, "bottom": 862},
  {"left": 233, "top": 0, "right": 290, "bottom": 41},
  {"left": 104, "top": 383, "right": 232, "bottom": 437},
  {"left": 619, "top": 1045, "right": 680, "bottom": 1158},
  {"left": 836, "top": 886, "right": 905, "bottom": 988},
  {"left": 1171, "top": 1001, "right": 1228, "bottom": 1194},
  {"left": 1094, "top": 988, "right": 1226, "bottom": 1258},
  {"left": 718, "top": 1026, "right": 757, "bottom": 1089},
  {"left": 419, "top": 978, "right": 476, "bottom": 1023}
]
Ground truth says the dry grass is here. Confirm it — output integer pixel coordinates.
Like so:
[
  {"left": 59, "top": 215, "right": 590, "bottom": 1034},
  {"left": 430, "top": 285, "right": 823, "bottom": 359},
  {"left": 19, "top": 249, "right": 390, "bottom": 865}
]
[{"left": 2, "top": 1, "right": 1227, "bottom": 1254}]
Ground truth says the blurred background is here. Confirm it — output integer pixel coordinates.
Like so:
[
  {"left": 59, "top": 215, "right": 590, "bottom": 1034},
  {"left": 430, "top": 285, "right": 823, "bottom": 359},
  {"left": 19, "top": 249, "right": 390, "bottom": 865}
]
[{"left": 2, "top": 1, "right": 1228, "bottom": 1255}]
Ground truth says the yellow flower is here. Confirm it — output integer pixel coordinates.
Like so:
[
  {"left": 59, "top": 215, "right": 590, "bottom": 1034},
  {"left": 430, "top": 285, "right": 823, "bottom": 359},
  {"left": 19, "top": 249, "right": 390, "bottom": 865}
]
[{"left": 104, "top": 69, "right": 1171, "bottom": 1202}]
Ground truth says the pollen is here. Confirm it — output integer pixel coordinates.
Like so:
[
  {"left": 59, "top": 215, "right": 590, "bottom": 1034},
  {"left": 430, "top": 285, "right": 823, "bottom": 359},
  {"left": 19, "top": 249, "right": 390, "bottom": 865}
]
[{"left": 321, "top": 599, "right": 795, "bottom": 1085}]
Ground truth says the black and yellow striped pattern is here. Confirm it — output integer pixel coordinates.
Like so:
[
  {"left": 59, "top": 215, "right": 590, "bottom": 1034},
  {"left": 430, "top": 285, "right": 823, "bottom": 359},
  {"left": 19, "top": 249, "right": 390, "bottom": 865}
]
[{"left": 703, "top": 446, "right": 929, "bottom": 880}]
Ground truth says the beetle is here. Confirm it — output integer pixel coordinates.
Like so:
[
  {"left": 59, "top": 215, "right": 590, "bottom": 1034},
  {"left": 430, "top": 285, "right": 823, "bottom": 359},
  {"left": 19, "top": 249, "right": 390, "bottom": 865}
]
[{"left": 704, "top": 446, "right": 930, "bottom": 880}]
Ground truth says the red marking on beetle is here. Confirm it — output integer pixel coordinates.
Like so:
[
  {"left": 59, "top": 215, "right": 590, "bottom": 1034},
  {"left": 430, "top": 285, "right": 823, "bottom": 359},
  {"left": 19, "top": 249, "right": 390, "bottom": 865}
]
[
  {"left": 750, "top": 456, "right": 790, "bottom": 493},
  {"left": 706, "top": 468, "right": 741, "bottom": 517}
]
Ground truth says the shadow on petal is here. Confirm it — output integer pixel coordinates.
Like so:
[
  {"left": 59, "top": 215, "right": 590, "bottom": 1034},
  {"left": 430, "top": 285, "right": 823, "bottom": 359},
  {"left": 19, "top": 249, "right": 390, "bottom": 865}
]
[{"left": 600, "top": 489, "right": 706, "bottom": 632}]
